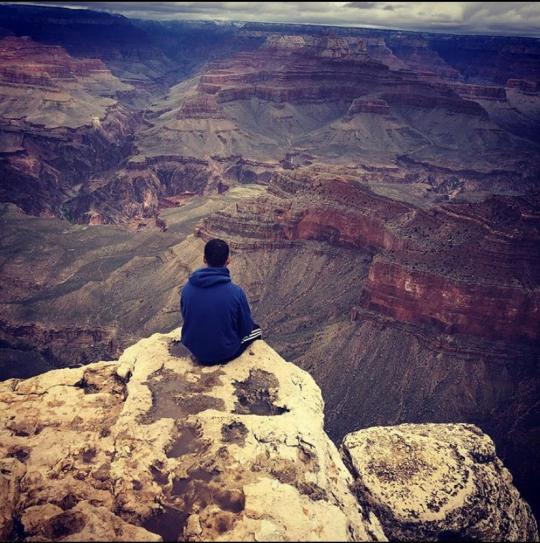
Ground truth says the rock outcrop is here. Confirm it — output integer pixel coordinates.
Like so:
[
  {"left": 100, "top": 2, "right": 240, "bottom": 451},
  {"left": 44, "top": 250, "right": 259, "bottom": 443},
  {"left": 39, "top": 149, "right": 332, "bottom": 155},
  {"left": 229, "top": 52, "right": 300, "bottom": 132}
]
[
  {"left": 342, "top": 424, "right": 539, "bottom": 542},
  {"left": 194, "top": 168, "right": 540, "bottom": 516},
  {"left": 0, "top": 330, "right": 385, "bottom": 542},
  {"left": 0, "top": 331, "right": 537, "bottom": 541}
]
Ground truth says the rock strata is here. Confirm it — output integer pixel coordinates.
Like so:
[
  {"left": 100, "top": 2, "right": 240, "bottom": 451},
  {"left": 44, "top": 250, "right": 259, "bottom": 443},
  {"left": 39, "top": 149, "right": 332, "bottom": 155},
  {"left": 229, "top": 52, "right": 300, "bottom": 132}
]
[
  {"left": 0, "top": 36, "right": 131, "bottom": 129},
  {"left": 342, "top": 423, "right": 539, "bottom": 542}
]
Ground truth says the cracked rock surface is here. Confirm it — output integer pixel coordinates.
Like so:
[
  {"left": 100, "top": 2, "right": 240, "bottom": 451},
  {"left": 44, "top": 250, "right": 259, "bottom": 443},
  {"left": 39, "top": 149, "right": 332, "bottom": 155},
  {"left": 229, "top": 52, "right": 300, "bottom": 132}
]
[
  {"left": 0, "top": 330, "right": 386, "bottom": 541},
  {"left": 342, "top": 423, "right": 539, "bottom": 542}
]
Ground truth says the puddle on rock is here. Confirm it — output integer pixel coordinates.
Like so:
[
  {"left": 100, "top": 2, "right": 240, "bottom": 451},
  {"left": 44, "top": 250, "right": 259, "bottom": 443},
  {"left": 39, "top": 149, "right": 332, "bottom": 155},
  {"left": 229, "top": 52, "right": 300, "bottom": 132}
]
[
  {"left": 166, "top": 424, "right": 207, "bottom": 458},
  {"left": 213, "top": 488, "right": 246, "bottom": 513},
  {"left": 80, "top": 448, "right": 97, "bottom": 464},
  {"left": 221, "top": 421, "right": 248, "bottom": 446},
  {"left": 233, "top": 369, "right": 289, "bottom": 416},
  {"left": 7, "top": 446, "right": 30, "bottom": 462},
  {"left": 171, "top": 468, "right": 244, "bottom": 517},
  {"left": 168, "top": 340, "right": 191, "bottom": 359},
  {"left": 150, "top": 464, "right": 169, "bottom": 485},
  {"left": 172, "top": 477, "right": 190, "bottom": 496},
  {"left": 141, "top": 506, "right": 188, "bottom": 543},
  {"left": 172, "top": 468, "right": 217, "bottom": 498},
  {"left": 142, "top": 368, "right": 225, "bottom": 423},
  {"left": 190, "top": 467, "right": 218, "bottom": 481}
]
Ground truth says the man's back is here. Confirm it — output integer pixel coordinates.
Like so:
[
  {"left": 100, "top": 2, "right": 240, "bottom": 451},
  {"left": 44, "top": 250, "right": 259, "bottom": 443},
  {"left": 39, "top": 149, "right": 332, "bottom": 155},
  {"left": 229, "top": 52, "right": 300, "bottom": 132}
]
[{"left": 180, "top": 266, "right": 255, "bottom": 363}]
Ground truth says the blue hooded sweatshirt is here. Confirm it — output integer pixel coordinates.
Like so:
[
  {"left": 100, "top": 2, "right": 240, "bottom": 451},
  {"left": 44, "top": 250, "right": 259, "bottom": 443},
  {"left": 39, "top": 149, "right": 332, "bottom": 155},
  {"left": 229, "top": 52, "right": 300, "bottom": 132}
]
[{"left": 180, "top": 267, "right": 255, "bottom": 363}]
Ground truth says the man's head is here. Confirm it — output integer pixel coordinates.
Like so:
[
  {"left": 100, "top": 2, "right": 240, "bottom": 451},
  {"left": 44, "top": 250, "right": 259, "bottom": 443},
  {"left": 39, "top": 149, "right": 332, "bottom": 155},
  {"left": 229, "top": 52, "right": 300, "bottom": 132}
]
[{"left": 204, "top": 238, "right": 230, "bottom": 267}]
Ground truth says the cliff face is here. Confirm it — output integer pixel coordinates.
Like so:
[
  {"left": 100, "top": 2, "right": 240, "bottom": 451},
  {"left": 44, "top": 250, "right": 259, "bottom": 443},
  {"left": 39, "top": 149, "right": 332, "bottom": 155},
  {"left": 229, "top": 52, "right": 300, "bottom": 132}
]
[
  {"left": 0, "top": 36, "right": 138, "bottom": 218},
  {"left": 200, "top": 170, "right": 540, "bottom": 343},
  {"left": 0, "top": 331, "right": 536, "bottom": 542},
  {"left": 2, "top": 18, "right": 539, "bottom": 227},
  {"left": 0, "top": 36, "right": 132, "bottom": 130}
]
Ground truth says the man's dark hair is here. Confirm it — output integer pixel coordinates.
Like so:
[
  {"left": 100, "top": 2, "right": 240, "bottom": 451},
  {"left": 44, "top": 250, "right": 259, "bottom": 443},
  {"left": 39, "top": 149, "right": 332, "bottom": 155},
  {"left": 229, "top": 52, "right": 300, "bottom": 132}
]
[{"left": 204, "top": 238, "right": 229, "bottom": 267}]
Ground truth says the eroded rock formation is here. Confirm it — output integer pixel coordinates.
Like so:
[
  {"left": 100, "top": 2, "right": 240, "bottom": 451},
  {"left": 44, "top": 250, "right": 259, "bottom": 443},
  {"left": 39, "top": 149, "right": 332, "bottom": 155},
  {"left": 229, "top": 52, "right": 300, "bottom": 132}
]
[
  {"left": 0, "top": 36, "right": 138, "bottom": 218},
  {"left": 342, "top": 424, "right": 538, "bottom": 542},
  {"left": 200, "top": 168, "right": 540, "bottom": 342},
  {"left": 196, "top": 166, "right": 540, "bottom": 518},
  {"left": 0, "top": 331, "right": 386, "bottom": 542},
  {"left": 0, "top": 36, "right": 131, "bottom": 128},
  {"left": 0, "top": 331, "right": 536, "bottom": 541}
]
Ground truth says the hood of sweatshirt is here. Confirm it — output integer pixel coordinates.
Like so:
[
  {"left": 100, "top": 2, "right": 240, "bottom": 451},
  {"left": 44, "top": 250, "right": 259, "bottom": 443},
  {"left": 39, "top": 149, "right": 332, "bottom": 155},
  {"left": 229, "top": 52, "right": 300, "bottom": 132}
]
[{"left": 188, "top": 267, "right": 231, "bottom": 288}]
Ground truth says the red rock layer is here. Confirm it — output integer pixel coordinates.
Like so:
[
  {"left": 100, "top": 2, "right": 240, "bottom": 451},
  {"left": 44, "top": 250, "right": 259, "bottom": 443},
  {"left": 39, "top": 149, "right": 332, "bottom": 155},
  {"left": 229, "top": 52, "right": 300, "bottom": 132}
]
[
  {"left": 196, "top": 35, "right": 401, "bottom": 104},
  {"left": 0, "top": 36, "right": 109, "bottom": 90},
  {"left": 381, "top": 89, "right": 485, "bottom": 115},
  {"left": 363, "top": 258, "right": 539, "bottom": 341},
  {"left": 450, "top": 82, "right": 507, "bottom": 101},
  {"left": 200, "top": 169, "right": 540, "bottom": 342},
  {"left": 506, "top": 79, "right": 539, "bottom": 93},
  {"left": 346, "top": 98, "right": 391, "bottom": 116},
  {"left": 176, "top": 95, "right": 224, "bottom": 118},
  {"left": 0, "top": 108, "right": 138, "bottom": 217},
  {"left": 63, "top": 158, "right": 212, "bottom": 226}
]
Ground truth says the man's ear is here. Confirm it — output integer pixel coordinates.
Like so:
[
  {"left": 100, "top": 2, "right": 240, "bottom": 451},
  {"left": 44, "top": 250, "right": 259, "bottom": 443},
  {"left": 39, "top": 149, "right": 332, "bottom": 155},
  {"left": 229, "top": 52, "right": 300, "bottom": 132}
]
[
  {"left": 203, "top": 257, "right": 207, "bottom": 265},
  {"left": 226, "top": 256, "right": 231, "bottom": 265}
]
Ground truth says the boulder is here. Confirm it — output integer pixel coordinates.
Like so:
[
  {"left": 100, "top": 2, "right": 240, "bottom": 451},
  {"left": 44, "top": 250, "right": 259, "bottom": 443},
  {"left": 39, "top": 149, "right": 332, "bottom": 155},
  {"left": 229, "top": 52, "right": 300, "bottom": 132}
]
[{"left": 342, "top": 423, "right": 539, "bottom": 541}]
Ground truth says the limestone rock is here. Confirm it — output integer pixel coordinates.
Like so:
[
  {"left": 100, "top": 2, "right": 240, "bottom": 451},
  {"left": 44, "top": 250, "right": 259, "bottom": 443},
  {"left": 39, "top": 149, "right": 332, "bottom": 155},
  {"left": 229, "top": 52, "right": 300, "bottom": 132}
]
[
  {"left": 0, "top": 330, "right": 386, "bottom": 542},
  {"left": 341, "top": 423, "right": 539, "bottom": 542}
]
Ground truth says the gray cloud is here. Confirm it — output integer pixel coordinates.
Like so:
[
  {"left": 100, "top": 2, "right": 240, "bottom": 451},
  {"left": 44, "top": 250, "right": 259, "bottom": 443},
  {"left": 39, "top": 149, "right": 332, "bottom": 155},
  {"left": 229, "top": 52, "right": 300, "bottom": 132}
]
[
  {"left": 346, "top": 2, "right": 379, "bottom": 9},
  {"left": 10, "top": 2, "right": 540, "bottom": 38}
]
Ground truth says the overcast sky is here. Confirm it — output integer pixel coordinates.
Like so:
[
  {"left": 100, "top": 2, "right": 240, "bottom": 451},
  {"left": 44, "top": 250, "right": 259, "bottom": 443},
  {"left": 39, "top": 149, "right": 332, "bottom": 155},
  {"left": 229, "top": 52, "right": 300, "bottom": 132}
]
[{"left": 15, "top": 2, "right": 540, "bottom": 38}]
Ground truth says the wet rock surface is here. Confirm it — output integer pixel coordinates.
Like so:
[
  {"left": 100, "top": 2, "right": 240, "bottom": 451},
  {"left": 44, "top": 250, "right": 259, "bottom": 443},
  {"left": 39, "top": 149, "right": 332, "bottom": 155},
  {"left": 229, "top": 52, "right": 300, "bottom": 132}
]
[
  {"left": 233, "top": 368, "right": 289, "bottom": 416},
  {"left": 342, "top": 423, "right": 539, "bottom": 542},
  {"left": 0, "top": 330, "right": 386, "bottom": 541}
]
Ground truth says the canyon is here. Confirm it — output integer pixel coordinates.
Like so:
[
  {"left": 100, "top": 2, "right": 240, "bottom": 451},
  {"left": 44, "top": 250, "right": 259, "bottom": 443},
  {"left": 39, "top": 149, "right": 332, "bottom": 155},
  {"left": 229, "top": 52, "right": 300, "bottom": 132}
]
[{"left": 0, "top": 3, "right": 539, "bottom": 533}]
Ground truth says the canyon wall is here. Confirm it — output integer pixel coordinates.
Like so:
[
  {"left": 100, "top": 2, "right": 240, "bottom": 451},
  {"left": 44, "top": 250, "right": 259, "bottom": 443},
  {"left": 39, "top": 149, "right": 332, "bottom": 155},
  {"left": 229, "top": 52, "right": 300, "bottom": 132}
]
[{"left": 197, "top": 166, "right": 540, "bottom": 518}]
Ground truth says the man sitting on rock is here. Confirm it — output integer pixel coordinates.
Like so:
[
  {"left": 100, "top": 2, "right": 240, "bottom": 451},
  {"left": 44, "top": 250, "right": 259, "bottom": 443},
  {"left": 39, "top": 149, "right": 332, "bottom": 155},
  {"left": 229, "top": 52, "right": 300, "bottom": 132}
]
[{"left": 180, "top": 238, "right": 262, "bottom": 365}]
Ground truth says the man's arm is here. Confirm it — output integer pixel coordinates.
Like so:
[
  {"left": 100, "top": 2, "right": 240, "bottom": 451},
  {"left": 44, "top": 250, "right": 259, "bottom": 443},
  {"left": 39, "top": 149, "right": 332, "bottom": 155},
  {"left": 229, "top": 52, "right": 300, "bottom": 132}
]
[
  {"left": 236, "top": 288, "right": 256, "bottom": 340},
  {"left": 180, "top": 288, "right": 186, "bottom": 320},
  {"left": 180, "top": 287, "right": 187, "bottom": 341}
]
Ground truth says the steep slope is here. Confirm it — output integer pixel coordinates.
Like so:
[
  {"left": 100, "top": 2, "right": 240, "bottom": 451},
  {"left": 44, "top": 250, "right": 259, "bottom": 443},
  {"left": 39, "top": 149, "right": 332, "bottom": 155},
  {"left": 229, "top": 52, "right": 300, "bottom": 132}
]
[
  {"left": 0, "top": 186, "right": 265, "bottom": 377},
  {"left": 198, "top": 166, "right": 540, "bottom": 517},
  {"left": 0, "top": 3, "right": 177, "bottom": 103},
  {"left": 143, "top": 32, "right": 532, "bottom": 168}
]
